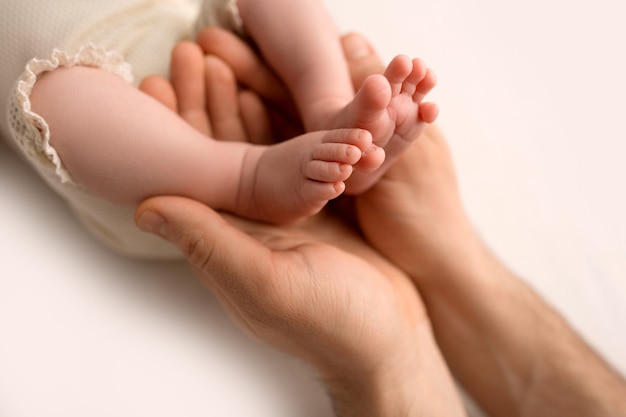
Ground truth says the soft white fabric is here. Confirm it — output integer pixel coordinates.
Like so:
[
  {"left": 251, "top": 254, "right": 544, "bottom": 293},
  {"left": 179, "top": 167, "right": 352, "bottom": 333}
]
[{"left": 1, "top": 0, "right": 240, "bottom": 259}]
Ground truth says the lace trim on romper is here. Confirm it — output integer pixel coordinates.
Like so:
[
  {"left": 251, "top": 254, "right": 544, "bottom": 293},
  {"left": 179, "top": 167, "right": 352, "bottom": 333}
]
[
  {"left": 3, "top": 1, "right": 243, "bottom": 260},
  {"left": 8, "top": 45, "right": 133, "bottom": 184}
]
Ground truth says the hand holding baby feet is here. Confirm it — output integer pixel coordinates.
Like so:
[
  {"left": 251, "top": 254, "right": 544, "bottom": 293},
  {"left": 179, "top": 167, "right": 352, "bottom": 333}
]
[{"left": 235, "top": 128, "right": 383, "bottom": 224}]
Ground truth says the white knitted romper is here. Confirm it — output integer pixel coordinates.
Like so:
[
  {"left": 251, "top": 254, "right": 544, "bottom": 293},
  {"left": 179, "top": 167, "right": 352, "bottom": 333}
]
[{"left": 1, "top": 0, "right": 242, "bottom": 259}]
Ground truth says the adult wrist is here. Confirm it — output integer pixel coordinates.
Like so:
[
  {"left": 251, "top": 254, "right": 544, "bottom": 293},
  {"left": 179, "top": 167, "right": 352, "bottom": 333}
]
[
  {"left": 322, "top": 367, "right": 418, "bottom": 417},
  {"left": 319, "top": 320, "right": 466, "bottom": 417},
  {"left": 405, "top": 216, "right": 491, "bottom": 294}
]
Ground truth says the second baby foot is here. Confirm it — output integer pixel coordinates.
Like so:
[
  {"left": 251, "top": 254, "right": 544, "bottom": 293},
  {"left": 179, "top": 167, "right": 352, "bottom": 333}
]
[
  {"left": 339, "top": 55, "right": 438, "bottom": 193},
  {"left": 236, "top": 128, "right": 383, "bottom": 224},
  {"left": 336, "top": 55, "right": 437, "bottom": 146}
]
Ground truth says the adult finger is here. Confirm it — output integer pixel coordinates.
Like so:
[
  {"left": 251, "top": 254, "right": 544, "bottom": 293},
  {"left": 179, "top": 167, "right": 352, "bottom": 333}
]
[
  {"left": 238, "top": 90, "right": 274, "bottom": 145},
  {"left": 203, "top": 55, "right": 248, "bottom": 141},
  {"left": 340, "top": 33, "right": 386, "bottom": 90},
  {"left": 139, "top": 75, "right": 177, "bottom": 112},
  {"left": 170, "top": 41, "right": 213, "bottom": 136},
  {"left": 196, "top": 27, "right": 289, "bottom": 105}
]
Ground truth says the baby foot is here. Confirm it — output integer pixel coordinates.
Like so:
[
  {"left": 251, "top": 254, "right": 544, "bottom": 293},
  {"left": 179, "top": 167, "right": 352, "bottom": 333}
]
[
  {"left": 383, "top": 55, "right": 438, "bottom": 144},
  {"left": 333, "top": 55, "right": 438, "bottom": 194},
  {"left": 235, "top": 128, "right": 383, "bottom": 224}
]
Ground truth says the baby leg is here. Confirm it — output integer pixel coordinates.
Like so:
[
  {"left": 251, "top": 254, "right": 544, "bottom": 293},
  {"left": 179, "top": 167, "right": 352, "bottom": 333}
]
[
  {"left": 235, "top": 0, "right": 355, "bottom": 132},
  {"left": 30, "top": 65, "right": 253, "bottom": 210},
  {"left": 236, "top": 128, "right": 382, "bottom": 224},
  {"left": 31, "top": 65, "right": 380, "bottom": 224}
]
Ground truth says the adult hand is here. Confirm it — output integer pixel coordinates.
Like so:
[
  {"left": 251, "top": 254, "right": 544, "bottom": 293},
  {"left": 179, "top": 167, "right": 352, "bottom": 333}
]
[
  {"left": 336, "top": 33, "right": 626, "bottom": 417},
  {"left": 183, "top": 29, "right": 626, "bottom": 417},
  {"left": 136, "top": 198, "right": 461, "bottom": 416},
  {"left": 142, "top": 29, "right": 303, "bottom": 144},
  {"left": 138, "top": 36, "right": 466, "bottom": 417}
]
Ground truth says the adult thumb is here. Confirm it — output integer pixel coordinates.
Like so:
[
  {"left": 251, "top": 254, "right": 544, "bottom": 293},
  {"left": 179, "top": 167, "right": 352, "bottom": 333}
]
[
  {"left": 134, "top": 196, "right": 272, "bottom": 294},
  {"left": 341, "top": 32, "right": 386, "bottom": 89}
]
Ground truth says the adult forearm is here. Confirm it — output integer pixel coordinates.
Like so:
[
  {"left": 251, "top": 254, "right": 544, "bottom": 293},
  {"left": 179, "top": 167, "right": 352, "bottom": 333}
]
[{"left": 418, "top": 243, "right": 626, "bottom": 417}]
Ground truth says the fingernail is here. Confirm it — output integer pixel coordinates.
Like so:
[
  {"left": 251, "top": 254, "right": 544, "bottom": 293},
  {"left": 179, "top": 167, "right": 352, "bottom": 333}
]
[
  {"left": 344, "top": 34, "right": 371, "bottom": 60},
  {"left": 136, "top": 210, "right": 168, "bottom": 237}
]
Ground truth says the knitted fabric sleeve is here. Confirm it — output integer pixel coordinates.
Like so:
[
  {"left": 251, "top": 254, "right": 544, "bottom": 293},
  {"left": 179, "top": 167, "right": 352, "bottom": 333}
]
[{"left": 3, "top": 0, "right": 242, "bottom": 260}]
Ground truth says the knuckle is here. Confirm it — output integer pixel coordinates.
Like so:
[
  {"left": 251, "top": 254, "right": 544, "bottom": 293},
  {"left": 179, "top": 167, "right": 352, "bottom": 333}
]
[{"left": 177, "top": 228, "right": 216, "bottom": 273}]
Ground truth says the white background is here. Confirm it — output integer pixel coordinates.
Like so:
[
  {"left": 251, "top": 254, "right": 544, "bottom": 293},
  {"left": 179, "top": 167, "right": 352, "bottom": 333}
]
[{"left": 1, "top": 0, "right": 625, "bottom": 415}]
